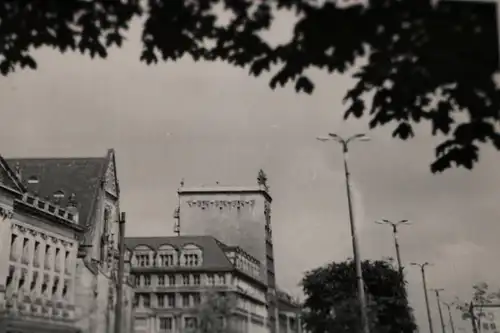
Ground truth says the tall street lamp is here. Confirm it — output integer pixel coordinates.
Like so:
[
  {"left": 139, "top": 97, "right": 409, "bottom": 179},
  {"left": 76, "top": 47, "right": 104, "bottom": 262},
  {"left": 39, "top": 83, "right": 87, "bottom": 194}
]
[
  {"left": 317, "top": 133, "right": 370, "bottom": 333},
  {"left": 375, "top": 219, "right": 410, "bottom": 275},
  {"left": 411, "top": 262, "right": 434, "bottom": 333},
  {"left": 431, "top": 288, "right": 447, "bottom": 333},
  {"left": 443, "top": 302, "right": 456, "bottom": 333}
]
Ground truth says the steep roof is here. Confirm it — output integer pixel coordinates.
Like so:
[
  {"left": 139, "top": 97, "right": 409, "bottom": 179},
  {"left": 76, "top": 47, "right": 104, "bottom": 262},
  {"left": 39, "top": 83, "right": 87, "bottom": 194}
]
[
  {"left": 5, "top": 154, "right": 108, "bottom": 227},
  {"left": 0, "top": 155, "right": 25, "bottom": 194},
  {"left": 124, "top": 235, "right": 234, "bottom": 271}
]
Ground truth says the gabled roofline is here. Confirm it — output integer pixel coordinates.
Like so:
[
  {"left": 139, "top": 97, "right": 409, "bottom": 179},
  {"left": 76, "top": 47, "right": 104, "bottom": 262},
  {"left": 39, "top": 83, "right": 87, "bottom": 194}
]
[
  {"left": 0, "top": 155, "right": 26, "bottom": 193},
  {"left": 84, "top": 149, "right": 114, "bottom": 228},
  {"left": 105, "top": 149, "right": 120, "bottom": 197}
]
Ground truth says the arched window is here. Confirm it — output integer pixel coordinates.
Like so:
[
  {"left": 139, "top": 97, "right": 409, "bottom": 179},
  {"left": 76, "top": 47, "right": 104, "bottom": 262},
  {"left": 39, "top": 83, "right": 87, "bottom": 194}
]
[
  {"left": 180, "top": 244, "right": 203, "bottom": 267},
  {"left": 157, "top": 244, "right": 178, "bottom": 267},
  {"left": 133, "top": 245, "right": 154, "bottom": 267}
]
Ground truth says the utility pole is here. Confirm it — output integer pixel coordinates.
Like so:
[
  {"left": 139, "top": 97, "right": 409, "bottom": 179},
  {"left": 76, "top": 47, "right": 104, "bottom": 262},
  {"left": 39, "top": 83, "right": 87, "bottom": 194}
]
[
  {"left": 375, "top": 219, "right": 410, "bottom": 276},
  {"left": 317, "top": 133, "right": 371, "bottom": 333},
  {"left": 443, "top": 302, "right": 456, "bottom": 333},
  {"left": 469, "top": 302, "right": 479, "bottom": 333},
  {"left": 432, "top": 289, "right": 447, "bottom": 333},
  {"left": 114, "top": 212, "right": 126, "bottom": 333},
  {"left": 411, "top": 262, "right": 434, "bottom": 333}
]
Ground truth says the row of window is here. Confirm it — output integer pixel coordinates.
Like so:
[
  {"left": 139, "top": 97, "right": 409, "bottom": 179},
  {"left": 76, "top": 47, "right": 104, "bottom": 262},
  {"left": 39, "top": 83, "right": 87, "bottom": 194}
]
[
  {"left": 135, "top": 316, "right": 198, "bottom": 332},
  {"left": 135, "top": 292, "right": 202, "bottom": 309},
  {"left": 10, "top": 233, "right": 72, "bottom": 275},
  {"left": 483, "top": 322, "right": 498, "bottom": 331},
  {"left": 5, "top": 265, "right": 71, "bottom": 301},
  {"left": 133, "top": 252, "right": 201, "bottom": 267},
  {"left": 134, "top": 273, "right": 226, "bottom": 287}
]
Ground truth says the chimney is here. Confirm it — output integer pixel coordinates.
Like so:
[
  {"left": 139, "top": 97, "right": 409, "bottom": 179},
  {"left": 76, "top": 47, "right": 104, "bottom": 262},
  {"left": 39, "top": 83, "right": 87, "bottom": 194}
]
[{"left": 66, "top": 193, "right": 79, "bottom": 224}]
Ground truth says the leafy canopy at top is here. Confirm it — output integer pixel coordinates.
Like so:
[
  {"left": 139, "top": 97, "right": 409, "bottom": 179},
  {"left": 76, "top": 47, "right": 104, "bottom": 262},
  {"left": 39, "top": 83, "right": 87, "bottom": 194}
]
[{"left": 2, "top": 0, "right": 500, "bottom": 173}]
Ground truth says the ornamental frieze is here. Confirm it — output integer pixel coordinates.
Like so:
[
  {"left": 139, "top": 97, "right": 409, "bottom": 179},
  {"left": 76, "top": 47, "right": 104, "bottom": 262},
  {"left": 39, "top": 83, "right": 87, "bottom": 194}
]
[
  {"left": 186, "top": 199, "right": 255, "bottom": 209},
  {"left": 0, "top": 206, "right": 13, "bottom": 220},
  {"left": 10, "top": 224, "right": 73, "bottom": 248}
]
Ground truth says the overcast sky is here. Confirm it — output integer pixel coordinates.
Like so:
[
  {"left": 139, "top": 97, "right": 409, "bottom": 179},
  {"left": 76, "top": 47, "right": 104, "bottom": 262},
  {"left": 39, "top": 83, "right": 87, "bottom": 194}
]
[{"left": 1, "top": 11, "right": 499, "bottom": 333}]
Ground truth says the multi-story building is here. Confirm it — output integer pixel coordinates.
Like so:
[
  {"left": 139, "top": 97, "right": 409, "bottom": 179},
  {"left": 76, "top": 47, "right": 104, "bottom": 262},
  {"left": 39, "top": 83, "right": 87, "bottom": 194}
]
[
  {"left": 0, "top": 155, "right": 83, "bottom": 333},
  {"left": 124, "top": 235, "right": 268, "bottom": 333},
  {"left": 276, "top": 289, "right": 302, "bottom": 333},
  {"left": 3, "top": 149, "right": 134, "bottom": 333},
  {"left": 175, "top": 184, "right": 302, "bottom": 333},
  {"left": 176, "top": 185, "right": 279, "bottom": 332}
]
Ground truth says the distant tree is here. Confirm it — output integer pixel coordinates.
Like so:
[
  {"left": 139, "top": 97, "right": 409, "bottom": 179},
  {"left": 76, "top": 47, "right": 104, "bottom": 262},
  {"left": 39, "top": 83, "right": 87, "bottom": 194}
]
[
  {"left": 455, "top": 282, "right": 500, "bottom": 331},
  {"left": 188, "top": 291, "right": 236, "bottom": 333},
  {"left": 301, "top": 259, "right": 417, "bottom": 333},
  {"left": 257, "top": 169, "right": 269, "bottom": 192},
  {"left": 2, "top": 1, "right": 499, "bottom": 173}
]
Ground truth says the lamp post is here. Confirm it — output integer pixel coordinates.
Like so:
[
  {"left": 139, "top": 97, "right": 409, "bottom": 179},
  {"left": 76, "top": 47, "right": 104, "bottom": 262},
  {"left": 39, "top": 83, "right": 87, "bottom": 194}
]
[
  {"left": 317, "top": 133, "right": 370, "bottom": 333},
  {"left": 114, "top": 212, "right": 126, "bottom": 333},
  {"left": 411, "top": 262, "right": 434, "bottom": 333},
  {"left": 375, "top": 219, "right": 410, "bottom": 275},
  {"left": 431, "top": 288, "right": 447, "bottom": 333},
  {"left": 443, "top": 302, "right": 456, "bottom": 333}
]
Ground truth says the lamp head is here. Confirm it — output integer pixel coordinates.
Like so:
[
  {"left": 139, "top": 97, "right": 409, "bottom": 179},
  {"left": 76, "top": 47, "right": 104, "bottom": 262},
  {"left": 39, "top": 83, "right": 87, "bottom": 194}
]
[{"left": 352, "top": 133, "right": 370, "bottom": 142}]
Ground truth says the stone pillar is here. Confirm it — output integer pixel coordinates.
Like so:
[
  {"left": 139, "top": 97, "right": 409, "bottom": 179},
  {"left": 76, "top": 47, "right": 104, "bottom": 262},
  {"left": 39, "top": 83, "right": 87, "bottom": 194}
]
[{"left": 0, "top": 210, "right": 13, "bottom": 292}]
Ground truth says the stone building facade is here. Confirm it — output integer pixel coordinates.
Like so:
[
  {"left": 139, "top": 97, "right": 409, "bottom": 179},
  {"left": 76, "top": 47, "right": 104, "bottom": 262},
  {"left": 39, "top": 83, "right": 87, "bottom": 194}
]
[
  {"left": 175, "top": 185, "right": 302, "bottom": 333},
  {"left": 2, "top": 149, "right": 134, "bottom": 333},
  {"left": 0, "top": 156, "right": 82, "bottom": 333},
  {"left": 125, "top": 235, "right": 268, "bottom": 333}
]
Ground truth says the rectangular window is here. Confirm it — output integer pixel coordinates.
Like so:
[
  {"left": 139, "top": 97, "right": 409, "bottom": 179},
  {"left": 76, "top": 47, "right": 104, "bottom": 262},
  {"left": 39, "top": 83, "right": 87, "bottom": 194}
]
[
  {"left": 207, "top": 274, "right": 215, "bottom": 285},
  {"left": 144, "top": 275, "right": 151, "bottom": 286},
  {"left": 182, "top": 274, "right": 190, "bottom": 285},
  {"left": 159, "top": 317, "right": 173, "bottom": 331},
  {"left": 184, "top": 317, "right": 197, "bottom": 329},
  {"left": 138, "top": 254, "right": 150, "bottom": 267},
  {"left": 22, "top": 238, "right": 30, "bottom": 264},
  {"left": 168, "top": 275, "right": 175, "bottom": 286},
  {"left": 44, "top": 245, "right": 51, "bottom": 269},
  {"left": 158, "top": 275, "right": 165, "bottom": 286},
  {"left": 157, "top": 294, "right": 164, "bottom": 308},
  {"left": 218, "top": 274, "right": 226, "bottom": 285},
  {"left": 64, "top": 250, "right": 71, "bottom": 274},
  {"left": 10, "top": 234, "right": 18, "bottom": 261},
  {"left": 182, "top": 293, "right": 190, "bottom": 307},
  {"left": 143, "top": 294, "right": 150, "bottom": 307},
  {"left": 55, "top": 248, "right": 61, "bottom": 272},
  {"left": 33, "top": 241, "right": 41, "bottom": 267},
  {"left": 193, "top": 293, "right": 201, "bottom": 306},
  {"left": 193, "top": 274, "right": 200, "bottom": 285},
  {"left": 167, "top": 293, "right": 175, "bottom": 308}
]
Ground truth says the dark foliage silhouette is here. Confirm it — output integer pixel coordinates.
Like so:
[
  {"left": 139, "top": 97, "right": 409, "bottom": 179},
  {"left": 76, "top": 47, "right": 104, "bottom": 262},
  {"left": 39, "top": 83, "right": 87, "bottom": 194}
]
[
  {"left": 1, "top": 1, "right": 499, "bottom": 172},
  {"left": 301, "top": 259, "right": 417, "bottom": 333}
]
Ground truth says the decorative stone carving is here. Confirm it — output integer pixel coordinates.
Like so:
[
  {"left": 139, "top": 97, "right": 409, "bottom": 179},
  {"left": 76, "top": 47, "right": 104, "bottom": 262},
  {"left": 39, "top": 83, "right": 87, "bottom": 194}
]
[
  {"left": 104, "top": 159, "right": 118, "bottom": 196},
  {"left": 0, "top": 206, "right": 14, "bottom": 220},
  {"left": 186, "top": 199, "right": 255, "bottom": 209},
  {"left": 264, "top": 201, "right": 271, "bottom": 228}
]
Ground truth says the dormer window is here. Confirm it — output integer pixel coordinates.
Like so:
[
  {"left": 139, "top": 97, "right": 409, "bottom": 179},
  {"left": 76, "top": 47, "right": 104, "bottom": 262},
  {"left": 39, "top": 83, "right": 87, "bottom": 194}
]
[
  {"left": 27, "top": 176, "right": 39, "bottom": 184},
  {"left": 53, "top": 190, "right": 65, "bottom": 199}
]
